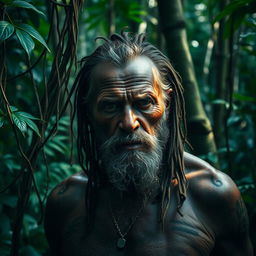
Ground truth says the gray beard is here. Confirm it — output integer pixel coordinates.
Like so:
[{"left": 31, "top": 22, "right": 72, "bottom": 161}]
[{"left": 99, "top": 117, "right": 169, "bottom": 194}]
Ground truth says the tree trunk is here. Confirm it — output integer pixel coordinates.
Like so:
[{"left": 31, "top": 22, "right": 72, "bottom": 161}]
[
  {"left": 212, "top": 0, "right": 229, "bottom": 148},
  {"left": 108, "top": 0, "right": 115, "bottom": 35},
  {"left": 157, "top": 0, "right": 217, "bottom": 158}
]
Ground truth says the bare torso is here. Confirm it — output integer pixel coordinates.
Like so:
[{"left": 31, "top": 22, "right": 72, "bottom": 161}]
[{"left": 44, "top": 153, "right": 253, "bottom": 256}]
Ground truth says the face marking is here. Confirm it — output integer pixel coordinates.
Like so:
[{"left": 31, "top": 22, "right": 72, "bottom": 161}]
[{"left": 88, "top": 56, "right": 167, "bottom": 146}]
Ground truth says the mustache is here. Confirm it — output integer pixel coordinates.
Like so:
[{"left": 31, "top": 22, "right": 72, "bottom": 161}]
[{"left": 100, "top": 131, "right": 158, "bottom": 153}]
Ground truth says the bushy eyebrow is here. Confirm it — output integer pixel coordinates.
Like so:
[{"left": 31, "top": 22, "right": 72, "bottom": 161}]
[
  {"left": 133, "top": 92, "right": 156, "bottom": 98},
  {"left": 96, "top": 89, "right": 157, "bottom": 103}
]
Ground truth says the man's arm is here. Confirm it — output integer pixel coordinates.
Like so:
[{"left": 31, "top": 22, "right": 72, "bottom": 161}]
[
  {"left": 211, "top": 189, "right": 253, "bottom": 255},
  {"left": 44, "top": 173, "right": 87, "bottom": 256},
  {"left": 44, "top": 182, "right": 67, "bottom": 256},
  {"left": 185, "top": 153, "right": 253, "bottom": 255},
  {"left": 208, "top": 173, "right": 253, "bottom": 255}
]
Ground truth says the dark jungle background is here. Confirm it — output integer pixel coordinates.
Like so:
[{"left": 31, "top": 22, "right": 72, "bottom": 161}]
[{"left": 0, "top": 0, "right": 255, "bottom": 255}]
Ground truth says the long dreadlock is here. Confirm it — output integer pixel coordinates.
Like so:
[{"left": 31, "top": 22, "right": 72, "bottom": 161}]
[{"left": 74, "top": 31, "right": 187, "bottom": 228}]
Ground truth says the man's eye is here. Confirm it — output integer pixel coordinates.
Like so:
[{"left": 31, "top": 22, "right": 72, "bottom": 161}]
[
  {"left": 102, "top": 102, "right": 119, "bottom": 112},
  {"left": 136, "top": 97, "right": 154, "bottom": 109}
]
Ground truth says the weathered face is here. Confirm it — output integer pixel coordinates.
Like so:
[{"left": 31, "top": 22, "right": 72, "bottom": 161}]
[
  {"left": 87, "top": 56, "right": 166, "bottom": 150},
  {"left": 86, "top": 56, "right": 169, "bottom": 192}
]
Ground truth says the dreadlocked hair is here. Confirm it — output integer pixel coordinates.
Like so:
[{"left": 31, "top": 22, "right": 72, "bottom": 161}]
[{"left": 74, "top": 31, "right": 187, "bottom": 229}]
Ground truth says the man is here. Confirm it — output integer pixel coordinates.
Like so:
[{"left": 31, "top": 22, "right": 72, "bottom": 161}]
[{"left": 44, "top": 32, "right": 253, "bottom": 255}]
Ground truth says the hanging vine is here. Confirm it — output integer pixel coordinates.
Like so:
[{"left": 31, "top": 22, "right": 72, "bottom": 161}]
[{"left": 0, "top": 1, "right": 83, "bottom": 255}]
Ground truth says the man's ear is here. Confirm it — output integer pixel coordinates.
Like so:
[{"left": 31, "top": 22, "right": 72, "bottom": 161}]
[{"left": 165, "top": 88, "right": 173, "bottom": 108}]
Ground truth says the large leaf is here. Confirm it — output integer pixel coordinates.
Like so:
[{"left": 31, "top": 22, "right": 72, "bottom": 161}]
[
  {"left": 212, "top": 0, "right": 253, "bottom": 23},
  {"left": 23, "top": 118, "right": 41, "bottom": 137},
  {"left": 3, "top": 154, "right": 20, "bottom": 172},
  {"left": 16, "top": 111, "right": 39, "bottom": 120},
  {"left": 12, "top": 0, "right": 45, "bottom": 17},
  {"left": 12, "top": 112, "right": 27, "bottom": 132},
  {"left": 53, "top": 137, "right": 67, "bottom": 150},
  {"left": 19, "top": 23, "right": 50, "bottom": 52},
  {"left": 0, "top": 21, "right": 15, "bottom": 41},
  {"left": 15, "top": 112, "right": 41, "bottom": 136},
  {"left": 16, "top": 29, "right": 35, "bottom": 55},
  {"left": 43, "top": 146, "right": 55, "bottom": 157},
  {"left": 47, "top": 141, "right": 66, "bottom": 154}
]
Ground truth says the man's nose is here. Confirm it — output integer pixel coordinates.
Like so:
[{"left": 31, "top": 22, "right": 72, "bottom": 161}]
[{"left": 119, "top": 107, "right": 140, "bottom": 132}]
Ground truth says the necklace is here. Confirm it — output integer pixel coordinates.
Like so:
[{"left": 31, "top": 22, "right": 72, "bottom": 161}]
[
  {"left": 109, "top": 192, "right": 152, "bottom": 249},
  {"left": 109, "top": 200, "right": 145, "bottom": 249}
]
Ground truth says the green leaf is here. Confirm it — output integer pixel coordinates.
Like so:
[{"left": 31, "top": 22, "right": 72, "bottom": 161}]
[
  {"left": 52, "top": 135, "right": 67, "bottom": 141},
  {"left": 16, "top": 29, "right": 35, "bottom": 55},
  {"left": 53, "top": 137, "right": 67, "bottom": 150},
  {"left": 212, "top": 0, "right": 253, "bottom": 24},
  {"left": 49, "top": 170, "right": 63, "bottom": 183},
  {"left": 47, "top": 141, "right": 65, "bottom": 154},
  {"left": 211, "top": 99, "right": 229, "bottom": 108},
  {"left": 23, "top": 118, "right": 41, "bottom": 137},
  {"left": 223, "top": 9, "right": 247, "bottom": 38},
  {"left": 3, "top": 155, "right": 20, "bottom": 171},
  {"left": 128, "top": 10, "right": 147, "bottom": 16},
  {"left": 18, "top": 24, "right": 50, "bottom": 52},
  {"left": 12, "top": 113, "right": 27, "bottom": 132},
  {"left": 129, "top": 16, "right": 143, "bottom": 23},
  {"left": 16, "top": 111, "right": 39, "bottom": 120},
  {"left": 43, "top": 146, "right": 55, "bottom": 157},
  {"left": 24, "top": 214, "right": 37, "bottom": 226},
  {"left": 12, "top": 0, "right": 45, "bottom": 17},
  {"left": 14, "top": 112, "right": 41, "bottom": 136},
  {"left": 233, "top": 93, "right": 256, "bottom": 102},
  {"left": 10, "top": 105, "right": 18, "bottom": 112},
  {"left": 0, "top": 21, "right": 15, "bottom": 41}
]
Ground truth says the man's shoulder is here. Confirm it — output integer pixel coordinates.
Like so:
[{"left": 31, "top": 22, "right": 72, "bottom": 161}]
[
  {"left": 45, "top": 172, "right": 88, "bottom": 215},
  {"left": 184, "top": 152, "right": 240, "bottom": 211},
  {"left": 183, "top": 153, "right": 253, "bottom": 254}
]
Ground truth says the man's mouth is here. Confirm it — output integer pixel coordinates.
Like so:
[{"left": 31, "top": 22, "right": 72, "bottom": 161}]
[{"left": 117, "top": 141, "right": 145, "bottom": 150}]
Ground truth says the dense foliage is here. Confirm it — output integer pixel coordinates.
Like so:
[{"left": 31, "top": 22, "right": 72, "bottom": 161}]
[{"left": 0, "top": 0, "right": 255, "bottom": 255}]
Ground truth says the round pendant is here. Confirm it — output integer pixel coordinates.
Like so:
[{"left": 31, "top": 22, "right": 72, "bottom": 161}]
[{"left": 117, "top": 238, "right": 126, "bottom": 249}]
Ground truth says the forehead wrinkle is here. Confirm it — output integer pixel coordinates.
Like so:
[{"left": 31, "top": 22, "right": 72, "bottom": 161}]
[
  {"left": 96, "top": 86, "right": 156, "bottom": 102},
  {"left": 88, "top": 56, "right": 158, "bottom": 103},
  {"left": 100, "top": 75, "right": 152, "bottom": 89}
]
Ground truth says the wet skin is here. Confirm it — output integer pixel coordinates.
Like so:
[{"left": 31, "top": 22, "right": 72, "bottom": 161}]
[{"left": 44, "top": 57, "right": 253, "bottom": 255}]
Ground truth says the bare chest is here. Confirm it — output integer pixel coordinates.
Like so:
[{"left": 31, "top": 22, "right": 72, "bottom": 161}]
[{"left": 60, "top": 201, "right": 215, "bottom": 256}]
